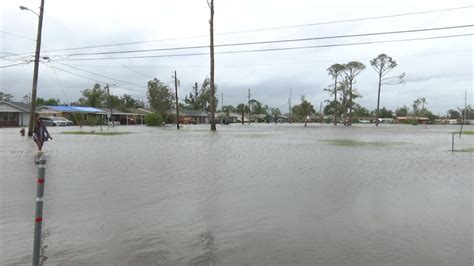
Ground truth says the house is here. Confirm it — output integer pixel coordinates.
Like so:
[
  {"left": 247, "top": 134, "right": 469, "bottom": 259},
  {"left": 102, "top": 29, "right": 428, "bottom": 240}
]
[
  {"left": 36, "top": 105, "right": 149, "bottom": 125},
  {"left": 181, "top": 110, "right": 209, "bottom": 124},
  {"left": 214, "top": 112, "right": 239, "bottom": 124},
  {"left": 395, "top": 116, "right": 430, "bottom": 124},
  {"left": 36, "top": 105, "right": 105, "bottom": 124},
  {"left": 0, "top": 101, "right": 31, "bottom": 127},
  {"left": 98, "top": 108, "right": 150, "bottom": 125}
]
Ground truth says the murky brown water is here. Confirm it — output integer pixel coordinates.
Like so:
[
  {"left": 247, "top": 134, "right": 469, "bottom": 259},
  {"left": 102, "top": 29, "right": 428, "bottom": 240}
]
[{"left": 1, "top": 124, "right": 472, "bottom": 265}]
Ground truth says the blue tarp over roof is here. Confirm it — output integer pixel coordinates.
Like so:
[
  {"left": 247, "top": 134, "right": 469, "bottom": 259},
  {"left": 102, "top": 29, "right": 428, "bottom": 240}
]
[{"left": 45, "top": 106, "right": 103, "bottom": 113}]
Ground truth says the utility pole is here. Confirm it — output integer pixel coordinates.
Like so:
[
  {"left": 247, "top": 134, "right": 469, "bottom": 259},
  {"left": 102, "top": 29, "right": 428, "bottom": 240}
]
[
  {"left": 174, "top": 70, "right": 179, "bottom": 130},
  {"left": 288, "top": 88, "right": 292, "bottom": 123},
  {"left": 106, "top": 84, "right": 114, "bottom": 127},
  {"left": 248, "top": 88, "right": 251, "bottom": 124},
  {"left": 26, "top": 0, "right": 45, "bottom": 137},
  {"left": 208, "top": 0, "right": 216, "bottom": 131},
  {"left": 459, "top": 90, "right": 467, "bottom": 137},
  {"left": 221, "top": 92, "right": 224, "bottom": 124},
  {"left": 320, "top": 101, "right": 323, "bottom": 123}
]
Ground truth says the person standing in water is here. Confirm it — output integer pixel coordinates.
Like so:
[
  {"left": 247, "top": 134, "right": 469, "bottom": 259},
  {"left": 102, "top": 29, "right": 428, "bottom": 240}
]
[{"left": 33, "top": 114, "right": 52, "bottom": 152}]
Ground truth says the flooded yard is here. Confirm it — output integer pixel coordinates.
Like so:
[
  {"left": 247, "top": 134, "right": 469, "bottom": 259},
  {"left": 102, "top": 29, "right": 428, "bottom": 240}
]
[{"left": 0, "top": 124, "right": 472, "bottom": 265}]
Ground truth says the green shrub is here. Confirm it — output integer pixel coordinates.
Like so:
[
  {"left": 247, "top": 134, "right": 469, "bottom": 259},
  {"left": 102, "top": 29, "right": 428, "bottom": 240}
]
[{"left": 144, "top": 112, "right": 164, "bottom": 126}]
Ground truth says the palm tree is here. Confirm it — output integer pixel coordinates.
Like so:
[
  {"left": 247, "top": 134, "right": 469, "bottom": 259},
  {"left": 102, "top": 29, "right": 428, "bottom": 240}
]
[
  {"left": 236, "top": 103, "right": 249, "bottom": 125},
  {"left": 299, "top": 96, "right": 315, "bottom": 127}
]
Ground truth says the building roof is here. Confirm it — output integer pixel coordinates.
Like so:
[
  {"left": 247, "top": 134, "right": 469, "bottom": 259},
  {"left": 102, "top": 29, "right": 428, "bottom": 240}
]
[
  {"left": 182, "top": 110, "right": 209, "bottom": 117},
  {"left": 0, "top": 101, "right": 30, "bottom": 112},
  {"left": 39, "top": 105, "right": 104, "bottom": 113}
]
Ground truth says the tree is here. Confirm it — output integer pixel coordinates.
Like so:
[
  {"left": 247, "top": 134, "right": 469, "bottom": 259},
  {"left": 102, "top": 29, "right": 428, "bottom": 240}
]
[
  {"left": 147, "top": 78, "right": 175, "bottom": 119},
  {"left": 379, "top": 107, "right": 393, "bottom": 118},
  {"left": 370, "top": 54, "right": 405, "bottom": 126},
  {"left": 121, "top": 94, "right": 138, "bottom": 108},
  {"left": 78, "top": 83, "right": 106, "bottom": 107},
  {"left": 292, "top": 96, "right": 315, "bottom": 126},
  {"left": 236, "top": 103, "right": 249, "bottom": 125},
  {"left": 0, "top": 92, "right": 14, "bottom": 101},
  {"left": 183, "top": 79, "right": 218, "bottom": 112},
  {"left": 144, "top": 112, "right": 164, "bottom": 126},
  {"left": 270, "top": 107, "right": 281, "bottom": 123},
  {"left": 447, "top": 109, "right": 461, "bottom": 119},
  {"left": 353, "top": 103, "right": 370, "bottom": 118},
  {"left": 327, "top": 63, "right": 345, "bottom": 125},
  {"left": 342, "top": 61, "right": 365, "bottom": 125},
  {"left": 395, "top": 105, "right": 409, "bottom": 117},
  {"left": 412, "top": 98, "right": 421, "bottom": 117},
  {"left": 36, "top": 97, "right": 59, "bottom": 106}
]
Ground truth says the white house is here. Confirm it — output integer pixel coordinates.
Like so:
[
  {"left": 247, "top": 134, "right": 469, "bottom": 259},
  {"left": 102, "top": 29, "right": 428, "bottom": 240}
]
[{"left": 0, "top": 101, "right": 31, "bottom": 127}]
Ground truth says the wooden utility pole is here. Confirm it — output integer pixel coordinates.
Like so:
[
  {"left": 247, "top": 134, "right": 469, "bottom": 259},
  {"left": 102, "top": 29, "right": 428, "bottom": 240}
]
[
  {"left": 248, "top": 88, "right": 251, "bottom": 124},
  {"left": 459, "top": 90, "right": 467, "bottom": 137},
  {"left": 289, "top": 88, "right": 292, "bottom": 123},
  {"left": 106, "top": 84, "right": 114, "bottom": 127},
  {"left": 174, "top": 70, "right": 179, "bottom": 130},
  {"left": 208, "top": 0, "right": 216, "bottom": 131},
  {"left": 26, "top": 0, "right": 45, "bottom": 137}
]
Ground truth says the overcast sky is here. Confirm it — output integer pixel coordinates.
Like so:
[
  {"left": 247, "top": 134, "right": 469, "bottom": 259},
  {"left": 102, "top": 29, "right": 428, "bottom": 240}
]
[{"left": 1, "top": 0, "right": 472, "bottom": 114}]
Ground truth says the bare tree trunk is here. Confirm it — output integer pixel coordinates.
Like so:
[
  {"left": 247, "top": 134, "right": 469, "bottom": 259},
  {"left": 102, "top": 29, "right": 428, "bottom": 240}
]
[
  {"left": 349, "top": 79, "right": 353, "bottom": 125},
  {"left": 375, "top": 72, "right": 382, "bottom": 126},
  {"left": 209, "top": 0, "right": 216, "bottom": 131},
  {"left": 304, "top": 116, "right": 307, "bottom": 127},
  {"left": 334, "top": 77, "right": 337, "bottom": 125}
]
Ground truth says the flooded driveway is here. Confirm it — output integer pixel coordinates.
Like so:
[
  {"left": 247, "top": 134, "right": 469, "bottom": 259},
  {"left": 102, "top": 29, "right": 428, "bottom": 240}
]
[{"left": 1, "top": 124, "right": 472, "bottom": 265}]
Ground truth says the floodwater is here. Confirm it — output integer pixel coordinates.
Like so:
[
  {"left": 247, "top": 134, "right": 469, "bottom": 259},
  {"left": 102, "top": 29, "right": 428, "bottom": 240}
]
[{"left": 0, "top": 123, "right": 472, "bottom": 265}]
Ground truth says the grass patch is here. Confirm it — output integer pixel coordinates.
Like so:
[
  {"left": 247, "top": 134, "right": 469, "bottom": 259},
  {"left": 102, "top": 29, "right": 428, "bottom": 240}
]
[
  {"left": 460, "top": 130, "right": 474, "bottom": 135},
  {"left": 455, "top": 147, "right": 474, "bottom": 153},
  {"left": 61, "top": 131, "right": 131, "bottom": 136},
  {"left": 451, "top": 130, "right": 474, "bottom": 135},
  {"left": 322, "top": 139, "right": 405, "bottom": 147}
]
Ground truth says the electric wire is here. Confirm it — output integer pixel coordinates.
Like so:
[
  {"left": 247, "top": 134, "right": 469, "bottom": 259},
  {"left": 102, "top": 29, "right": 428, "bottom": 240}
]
[
  {"left": 51, "top": 33, "right": 474, "bottom": 62},
  {"left": 62, "top": 24, "right": 474, "bottom": 57},
  {"left": 17, "top": 5, "right": 474, "bottom": 54}
]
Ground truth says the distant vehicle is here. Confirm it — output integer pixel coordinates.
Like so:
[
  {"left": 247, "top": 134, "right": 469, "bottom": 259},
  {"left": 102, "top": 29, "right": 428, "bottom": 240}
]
[{"left": 39, "top": 116, "right": 73, "bottom": 126}]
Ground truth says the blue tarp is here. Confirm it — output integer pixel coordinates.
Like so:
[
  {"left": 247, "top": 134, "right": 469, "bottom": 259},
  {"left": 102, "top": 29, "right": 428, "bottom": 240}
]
[{"left": 45, "top": 106, "right": 103, "bottom": 113}]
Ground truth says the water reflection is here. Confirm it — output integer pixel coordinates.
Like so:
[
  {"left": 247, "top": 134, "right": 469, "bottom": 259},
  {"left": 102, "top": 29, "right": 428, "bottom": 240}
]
[
  {"left": 188, "top": 229, "right": 217, "bottom": 266},
  {"left": 0, "top": 124, "right": 472, "bottom": 265}
]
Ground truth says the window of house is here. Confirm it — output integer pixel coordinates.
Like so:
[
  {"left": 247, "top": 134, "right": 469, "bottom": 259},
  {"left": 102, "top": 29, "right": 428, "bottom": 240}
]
[
  {"left": 0, "top": 113, "right": 7, "bottom": 121},
  {"left": 8, "top": 112, "right": 17, "bottom": 121}
]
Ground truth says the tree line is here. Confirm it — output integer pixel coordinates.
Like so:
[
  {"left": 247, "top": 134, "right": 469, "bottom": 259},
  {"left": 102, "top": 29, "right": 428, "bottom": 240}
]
[{"left": 1, "top": 51, "right": 472, "bottom": 125}]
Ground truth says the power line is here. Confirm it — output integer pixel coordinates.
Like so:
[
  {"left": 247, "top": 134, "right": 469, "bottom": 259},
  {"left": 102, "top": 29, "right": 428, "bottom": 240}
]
[
  {"left": 0, "top": 31, "right": 36, "bottom": 41},
  {"left": 62, "top": 24, "right": 474, "bottom": 57},
  {"left": 0, "top": 62, "right": 28, "bottom": 69},
  {"left": 52, "top": 33, "right": 474, "bottom": 62},
  {"left": 7, "top": 5, "right": 474, "bottom": 54},
  {"left": 54, "top": 62, "right": 145, "bottom": 87},
  {"left": 43, "top": 63, "right": 147, "bottom": 93},
  {"left": 59, "top": 49, "right": 474, "bottom": 69}
]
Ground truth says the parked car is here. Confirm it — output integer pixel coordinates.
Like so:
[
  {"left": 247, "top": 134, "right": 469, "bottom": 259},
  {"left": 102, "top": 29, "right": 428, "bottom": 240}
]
[{"left": 39, "top": 116, "right": 74, "bottom": 126}]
